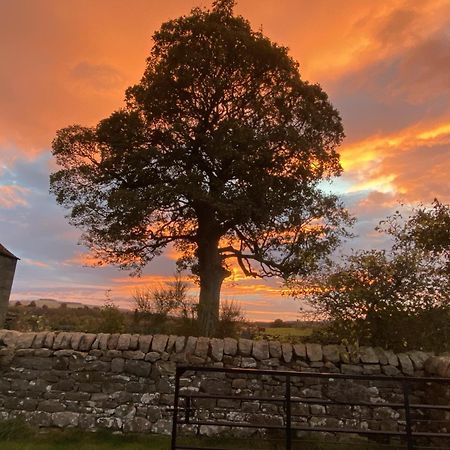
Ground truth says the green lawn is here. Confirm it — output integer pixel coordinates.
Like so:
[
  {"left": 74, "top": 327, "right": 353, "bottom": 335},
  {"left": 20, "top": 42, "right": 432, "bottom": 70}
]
[
  {"left": 0, "top": 429, "right": 410, "bottom": 450},
  {"left": 262, "top": 327, "right": 314, "bottom": 339},
  {"left": 0, "top": 421, "right": 414, "bottom": 450}
]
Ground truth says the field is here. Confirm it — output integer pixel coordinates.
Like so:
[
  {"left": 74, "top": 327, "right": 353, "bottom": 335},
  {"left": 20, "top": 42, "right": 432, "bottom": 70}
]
[
  {"left": 0, "top": 422, "right": 410, "bottom": 450},
  {"left": 262, "top": 326, "right": 314, "bottom": 338}
]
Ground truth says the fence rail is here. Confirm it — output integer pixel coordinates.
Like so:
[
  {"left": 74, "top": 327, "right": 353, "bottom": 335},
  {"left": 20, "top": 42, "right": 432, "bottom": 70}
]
[{"left": 170, "top": 366, "right": 450, "bottom": 450}]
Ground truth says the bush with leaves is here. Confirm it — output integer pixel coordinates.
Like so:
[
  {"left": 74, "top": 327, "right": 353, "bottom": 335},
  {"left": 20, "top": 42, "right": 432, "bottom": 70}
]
[
  {"left": 98, "top": 292, "right": 125, "bottom": 334},
  {"left": 291, "top": 200, "right": 450, "bottom": 352},
  {"left": 215, "top": 299, "right": 246, "bottom": 338}
]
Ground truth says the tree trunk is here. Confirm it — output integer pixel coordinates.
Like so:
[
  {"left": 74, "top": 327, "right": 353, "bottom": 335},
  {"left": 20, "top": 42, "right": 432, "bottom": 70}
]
[{"left": 196, "top": 229, "right": 228, "bottom": 337}]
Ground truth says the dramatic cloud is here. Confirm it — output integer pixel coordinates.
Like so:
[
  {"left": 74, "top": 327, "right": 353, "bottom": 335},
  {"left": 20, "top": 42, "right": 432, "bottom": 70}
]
[
  {"left": 1, "top": 0, "right": 449, "bottom": 319},
  {"left": 0, "top": 185, "right": 30, "bottom": 208}
]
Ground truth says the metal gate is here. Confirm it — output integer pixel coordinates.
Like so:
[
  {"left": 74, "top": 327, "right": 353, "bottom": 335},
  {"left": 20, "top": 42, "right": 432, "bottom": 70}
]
[{"left": 171, "top": 366, "right": 450, "bottom": 450}]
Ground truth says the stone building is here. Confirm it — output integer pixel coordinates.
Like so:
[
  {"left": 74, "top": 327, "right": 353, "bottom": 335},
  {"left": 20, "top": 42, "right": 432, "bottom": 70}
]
[{"left": 0, "top": 244, "right": 19, "bottom": 328}]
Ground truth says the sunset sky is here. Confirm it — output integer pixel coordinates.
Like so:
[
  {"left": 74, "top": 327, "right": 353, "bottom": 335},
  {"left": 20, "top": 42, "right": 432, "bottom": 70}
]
[{"left": 1, "top": 0, "right": 450, "bottom": 320}]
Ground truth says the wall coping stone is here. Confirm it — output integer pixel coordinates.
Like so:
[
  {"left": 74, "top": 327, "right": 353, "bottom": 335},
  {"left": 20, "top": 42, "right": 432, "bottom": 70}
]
[{"left": 0, "top": 329, "right": 440, "bottom": 378}]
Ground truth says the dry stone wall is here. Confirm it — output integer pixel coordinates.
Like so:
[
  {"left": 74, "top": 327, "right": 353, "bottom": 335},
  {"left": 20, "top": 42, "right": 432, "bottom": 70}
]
[{"left": 0, "top": 330, "right": 440, "bottom": 437}]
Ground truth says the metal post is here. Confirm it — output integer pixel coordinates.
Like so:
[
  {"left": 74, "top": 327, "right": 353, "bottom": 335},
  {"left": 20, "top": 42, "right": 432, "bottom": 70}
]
[
  {"left": 171, "top": 367, "right": 182, "bottom": 450},
  {"left": 285, "top": 374, "right": 292, "bottom": 450},
  {"left": 185, "top": 395, "right": 192, "bottom": 424},
  {"left": 402, "top": 380, "right": 414, "bottom": 450}
]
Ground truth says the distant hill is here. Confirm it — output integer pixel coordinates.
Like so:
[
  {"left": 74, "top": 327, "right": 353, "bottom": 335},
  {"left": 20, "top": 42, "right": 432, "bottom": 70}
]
[{"left": 13, "top": 298, "right": 97, "bottom": 309}]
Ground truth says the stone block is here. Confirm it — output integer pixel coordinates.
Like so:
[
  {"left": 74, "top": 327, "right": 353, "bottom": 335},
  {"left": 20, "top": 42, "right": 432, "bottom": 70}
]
[
  {"left": 363, "top": 364, "right": 381, "bottom": 375},
  {"left": 79, "top": 333, "right": 97, "bottom": 352},
  {"left": 238, "top": 339, "right": 253, "bottom": 356},
  {"left": 105, "top": 349, "right": 121, "bottom": 359},
  {"left": 323, "top": 345, "right": 340, "bottom": 363},
  {"left": 373, "top": 347, "right": 389, "bottom": 365},
  {"left": 130, "top": 334, "right": 139, "bottom": 350},
  {"left": 16, "top": 332, "right": 36, "bottom": 349},
  {"left": 382, "top": 365, "right": 401, "bottom": 376},
  {"left": 107, "top": 334, "right": 120, "bottom": 350},
  {"left": 385, "top": 350, "right": 399, "bottom": 367},
  {"left": 293, "top": 343, "right": 306, "bottom": 359},
  {"left": 252, "top": 340, "right": 269, "bottom": 360},
  {"left": 151, "top": 335, "right": 169, "bottom": 353},
  {"left": 397, "top": 353, "right": 414, "bottom": 376},
  {"left": 79, "top": 414, "right": 96, "bottom": 429},
  {"left": 359, "top": 347, "right": 378, "bottom": 364},
  {"left": 152, "top": 418, "right": 172, "bottom": 435},
  {"left": 407, "top": 351, "right": 430, "bottom": 370},
  {"left": 224, "top": 338, "right": 237, "bottom": 355},
  {"left": 43, "top": 332, "right": 55, "bottom": 348},
  {"left": 166, "top": 335, "right": 177, "bottom": 353},
  {"left": 175, "top": 336, "right": 186, "bottom": 353},
  {"left": 111, "top": 357, "right": 125, "bottom": 372},
  {"left": 145, "top": 352, "right": 161, "bottom": 362},
  {"left": 124, "top": 417, "right": 151, "bottom": 433},
  {"left": 125, "top": 360, "right": 151, "bottom": 377},
  {"left": 115, "top": 404, "right": 137, "bottom": 419},
  {"left": 15, "top": 348, "right": 35, "bottom": 356},
  {"left": 138, "top": 335, "right": 153, "bottom": 353},
  {"left": 2, "top": 330, "right": 20, "bottom": 347},
  {"left": 269, "top": 341, "right": 282, "bottom": 358},
  {"left": 52, "top": 411, "right": 79, "bottom": 427},
  {"left": 53, "top": 332, "right": 72, "bottom": 350},
  {"left": 341, "top": 364, "right": 364, "bottom": 375},
  {"left": 211, "top": 338, "right": 224, "bottom": 361},
  {"left": 241, "top": 357, "right": 257, "bottom": 368},
  {"left": 155, "top": 360, "right": 176, "bottom": 375},
  {"left": 70, "top": 332, "right": 83, "bottom": 350},
  {"left": 117, "top": 334, "right": 131, "bottom": 350},
  {"left": 195, "top": 337, "right": 210, "bottom": 358},
  {"left": 32, "top": 332, "right": 48, "bottom": 349},
  {"left": 282, "top": 343, "right": 293, "bottom": 363},
  {"left": 200, "top": 378, "right": 232, "bottom": 396},
  {"left": 184, "top": 336, "right": 197, "bottom": 355},
  {"left": 98, "top": 333, "right": 110, "bottom": 350},
  {"left": 123, "top": 350, "right": 145, "bottom": 360},
  {"left": 25, "top": 411, "right": 52, "bottom": 427},
  {"left": 306, "top": 343, "right": 322, "bottom": 362},
  {"left": 97, "top": 416, "right": 122, "bottom": 430},
  {"left": 39, "top": 400, "right": 67, "bottom": 413}
]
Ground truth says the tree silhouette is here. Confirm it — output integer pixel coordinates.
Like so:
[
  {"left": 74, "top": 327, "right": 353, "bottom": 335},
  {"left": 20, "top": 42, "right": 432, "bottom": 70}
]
[{"left": 50, "top": 0, "right": 352, "bottom": 336}]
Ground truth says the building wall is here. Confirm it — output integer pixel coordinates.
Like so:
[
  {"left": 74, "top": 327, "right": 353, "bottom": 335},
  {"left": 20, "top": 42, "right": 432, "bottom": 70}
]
[
  {"left": 0, "top": 330, "right": 444, "bottom": 440},
  {"left": 0, "top": 257, "right": 17, "bottom": 328}
]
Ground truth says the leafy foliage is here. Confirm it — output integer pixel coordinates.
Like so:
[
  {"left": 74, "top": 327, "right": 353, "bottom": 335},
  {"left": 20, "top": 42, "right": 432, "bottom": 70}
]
[
  {"left": 292, "top": 200, "right": 450, "bottom": 351},
  {"left": 98, "top": 292, "right": 126, "bottom": 334},
  {"left": 215, "top": 299, "right": 246, "bottom": 338},
  {"left": 50, "top": 0, "right": 351, "bottom": 335}
]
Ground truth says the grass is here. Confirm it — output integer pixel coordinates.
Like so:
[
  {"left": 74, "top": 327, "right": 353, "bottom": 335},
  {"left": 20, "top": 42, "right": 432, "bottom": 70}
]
[
  {"left": 0, "top": 425, "right": 168, "bottom": 450},
  {"left": 0, "top": 421, "right": 413, "bottom": 450},
  {"left": 262, "top": 327, "right": 314, "bottom": 339}
]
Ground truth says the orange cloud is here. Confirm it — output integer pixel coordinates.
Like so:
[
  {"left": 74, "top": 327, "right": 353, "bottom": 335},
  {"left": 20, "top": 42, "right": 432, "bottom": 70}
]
[
  {"left": 22, "top": 258, "right": 51, "bottom": 269},
  {"left": 64, "top": 252, "right": 107, "bottom": 267},
  {"left": 2, "top": 0, "right": 449, "bottom": 153},
  {"left": 0, "top": 185, "right": 30, "bottom": 208},
  {"left": 341, "top": 117, "right": 450, "bottom": 198}
]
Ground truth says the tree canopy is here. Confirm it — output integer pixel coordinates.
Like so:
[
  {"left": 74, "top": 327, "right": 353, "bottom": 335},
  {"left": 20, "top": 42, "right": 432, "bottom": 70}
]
[
  {"left": 291, "top": 200, "right": 450, "bottom": 351},
  {"left": 50, "top": 0, "right": 352, "bottom": 336}
]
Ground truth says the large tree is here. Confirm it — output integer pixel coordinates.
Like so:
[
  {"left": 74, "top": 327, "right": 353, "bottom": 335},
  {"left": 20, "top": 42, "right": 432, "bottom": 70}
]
[{"left": 50, "top": 0, "right": 352, "bottom": 336}]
